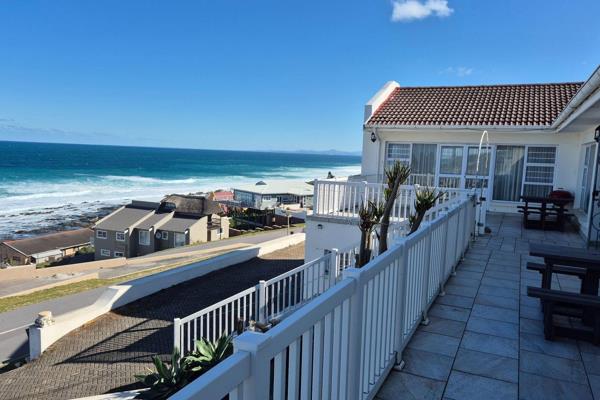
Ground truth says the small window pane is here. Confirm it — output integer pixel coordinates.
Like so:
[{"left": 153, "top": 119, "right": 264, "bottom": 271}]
[
  {"left": 440, "top": 146, "right": 463, "bottom": 174},
  {"left": 467, "top": 147, "right": 491, "bottom": 175},
  {"left": 438, "top": 177, "right": 462, "bottom": 188},
  {"left": 523, "top": 184, "right": 552, "bottom": 197},
  {"left": 386, "top": 144, "right": 410, "bottom": 167},
  {"left": 465, "top": 178, "right": 488, "bottom": 189},
  {"left": 525, "top": 166, "right": 554, "bottom": 184},
  {"left": 527, "top": 147, "right": 556, "bottom": 164},
  {"left": 410, "top": 144, "right": 436, "bottom": 186}
]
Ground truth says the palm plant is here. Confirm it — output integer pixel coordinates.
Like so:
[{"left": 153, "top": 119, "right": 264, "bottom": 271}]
[
  {"left": 183, "top": 334, "right": 233, "bottom": 374},
  {"left": 357, "top": 200, "right": 384, "bottom": 267},
  {"left": 135, "top": 347, "right": 189, "bottom": 400},
  {"left": 408, "top": 187, "right": 445, "bottom": 235},
  {"left": 378, "top": 162, "right": 411, "bottom": 254}
]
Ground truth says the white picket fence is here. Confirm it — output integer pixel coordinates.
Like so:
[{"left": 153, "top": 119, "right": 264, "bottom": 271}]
[
  {"left": 174, "top": 253, "right": 341, "bottom": 355},
  {"left": 171, "top": 194, "right": 476, "bottom": 400},
  {"left": 313, "top": 180, "right": 465, "bottom": 219}
]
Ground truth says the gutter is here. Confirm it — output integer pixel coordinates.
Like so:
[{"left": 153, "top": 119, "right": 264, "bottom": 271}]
[{"left": 551, "top": 65, "right": 600, "bottom": 132}]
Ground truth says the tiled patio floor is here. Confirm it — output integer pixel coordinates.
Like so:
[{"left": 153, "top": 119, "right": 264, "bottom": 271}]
[{"left": 376, "top": 213, "right": 600, "bottom": 400}]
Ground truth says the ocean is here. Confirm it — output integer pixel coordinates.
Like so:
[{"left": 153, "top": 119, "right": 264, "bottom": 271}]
[{"left": 0, "top": 141, "right": 361, "bottom": 239}]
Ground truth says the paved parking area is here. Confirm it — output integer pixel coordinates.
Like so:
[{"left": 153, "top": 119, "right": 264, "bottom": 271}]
[
  {"left": 376, "top": 213, "right": 600, "bottom": 400},
  {"left": 0, "top": 243, "right": 304, "bottom": 400}
]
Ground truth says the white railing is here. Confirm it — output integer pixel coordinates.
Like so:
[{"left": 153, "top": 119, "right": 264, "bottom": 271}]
[
  {"left": 313, "top": 180, "right": 465, "bottom": 220},
  {"left": 174, "top": 252, "right": 338, "bottom": 355},
  {"left": 171, "top": 194, "right": 476, "bottom": 400}
]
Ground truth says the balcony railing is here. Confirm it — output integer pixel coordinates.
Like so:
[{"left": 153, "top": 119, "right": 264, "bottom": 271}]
[
  {"left": 313, "top": 179, "right": 467, "bottom": 220},
  {"left": 171, "top": 193, "right": 477, "bottom": 400}
]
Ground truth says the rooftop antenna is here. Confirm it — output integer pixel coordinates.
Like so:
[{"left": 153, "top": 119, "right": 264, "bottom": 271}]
[{"left": 474, "top": 130, "right": 490, "bottom": 236}]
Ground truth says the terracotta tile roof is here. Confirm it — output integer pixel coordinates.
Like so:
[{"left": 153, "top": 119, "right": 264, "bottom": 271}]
[{"left": 366, "top": 82, "right": 583, "bottom": 127}]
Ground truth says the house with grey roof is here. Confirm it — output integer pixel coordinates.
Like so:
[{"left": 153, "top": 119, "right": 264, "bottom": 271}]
[
  {"left": 232, "top": 180, "right": 314, "bottom": 210},
  {"left": 93, "top": 195, "right": 228, "bottom": 260}
]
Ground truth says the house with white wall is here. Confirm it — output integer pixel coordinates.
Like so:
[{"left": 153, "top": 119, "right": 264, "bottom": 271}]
[{"left": 305, "top": 66, "right": 600, "bottom": 261}]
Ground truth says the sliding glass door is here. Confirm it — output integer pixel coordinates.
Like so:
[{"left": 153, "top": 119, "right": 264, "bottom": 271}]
[{"left": 493, "top": 146, "right": 525, "bottom": 201}]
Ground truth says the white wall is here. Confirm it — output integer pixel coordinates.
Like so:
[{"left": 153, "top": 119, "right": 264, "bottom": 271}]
[{"left": 304, "top": 218, "right": 360, "bottom": 262}]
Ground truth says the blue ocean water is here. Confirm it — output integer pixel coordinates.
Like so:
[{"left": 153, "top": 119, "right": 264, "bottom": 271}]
[{"left": 0, "top": 141, "right": 361, "bottom": 237}]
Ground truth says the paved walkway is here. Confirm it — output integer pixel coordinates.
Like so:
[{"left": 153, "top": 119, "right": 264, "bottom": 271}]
[
  {"left": 0, "top": 244, "right": 304, "bottom": 400},
  {"left": 376, "top": 213, "right": 600, "bottom": 400}
]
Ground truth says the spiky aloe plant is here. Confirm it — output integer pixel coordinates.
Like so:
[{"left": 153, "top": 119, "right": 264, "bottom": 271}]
[
  {"left": 378, "top": 162, "right": 411, "bottom": 254},
  {"left": 183, "top": 334, "right": 233, "bottom": 373},
  {"left": 408, "top": 187, "right": 445, "bottom": 235},
  {"left": 357, "top": 200, "right": 384, "bottom": 267},
  {"left": 135, "top": 347, "right": 189, "bottom": 399}
]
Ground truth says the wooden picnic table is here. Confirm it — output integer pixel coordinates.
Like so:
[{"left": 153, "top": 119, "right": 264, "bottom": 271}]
[
  {"left": 529, "top": 243, "right": 600, "bottom": 335},
  {"left": 518, "top": 195, "right": 572, "bottom": 231}
]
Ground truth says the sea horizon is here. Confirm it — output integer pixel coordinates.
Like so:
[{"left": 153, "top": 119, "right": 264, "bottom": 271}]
[{"left": 0, "top": 141, "right": 361, "bottom": 239}]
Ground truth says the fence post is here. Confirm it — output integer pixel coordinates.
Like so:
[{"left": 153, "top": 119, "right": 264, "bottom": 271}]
[
  {"left": 421, "top": 223, "right": 432, "bottom": 326},
  {"left": 342, "top": 268, "right": 365, "bottom": 400},
  {"left": 329, "top": 248, "right": 339, "bottom": 287},
  {"left": 314, "top": 179, "right": 320, "bottom": 214},
  {"left": 235, "top": 331, "right": 271, "bottom": 400},
  {"left": 173, "top": 318, "right": 182, "bottom": 355},
  {"left": 257, "top": 280, "right": 267, "bottom": 324},
  {"left": 392, "top": 242, "right": 408, "bottom": 370},
  {"left": 439, "top": 212, "right": 449, "bottom": 296}
]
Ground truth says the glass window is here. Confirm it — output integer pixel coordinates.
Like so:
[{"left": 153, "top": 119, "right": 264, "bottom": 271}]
[
  {"left": 438, "top": 176, "right": 462, "bottom": 188},
  {"left": 523, "top": 147, "right": 556, "bottom": 198},
  {"left": 386, "top": 143, "right": 411, "bottom": 167},
  {"left": 161, "top": 231, "right": 169, "bottom": 240},
  {"left": 116, "top": 232, "right": 125, "bottom": 242},
  {"left": 139, "top": 230, "right": 150, "bottom": 246},
  {"left": 114, "top": 251, "right": 124, "bottom": 257},
  {"left": 440, "top": 146, "right": 463, "bottom": 174},
  {"left": 582, "top": 144, "right": 595, "bottom": 213},
  {"left": 100, "top": 249, "right": 110, "bottom": 257},
  {"left": 174, "top": 233, "right": 186, "bottom": 247},
  {"left": 466, "top": 146, "right": 491, "bottom": 175},
  {"left": 493, "top": 146, "right": 525, "bottom": 201},
  {"left": 96, "top": 230, "right": 107, "bottom": 239},
  {"left": 410, "top": 144, "right": 437, "bottom": 186}
]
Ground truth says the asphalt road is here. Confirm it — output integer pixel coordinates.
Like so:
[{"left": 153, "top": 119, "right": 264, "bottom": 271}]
[{"left": 0, "top": 228, "right": 295, "bottom": 364}]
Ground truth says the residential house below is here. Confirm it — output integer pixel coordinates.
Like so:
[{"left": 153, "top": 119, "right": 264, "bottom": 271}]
[
  {"left": 92, "top": 195, "right": 229, "bottom": 260},
  {"left": 232, "top": 180, "right": 314, "bottom": 210},
  {"left": 306, "top": 66, "right": 600, "bottom": 261},
  {"left": 0, "top": 228, "right": 93, "bottom": 266}
]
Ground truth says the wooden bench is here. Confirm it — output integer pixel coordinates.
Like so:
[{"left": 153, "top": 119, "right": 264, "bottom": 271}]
[
  {"left": 527, "top": 286, "right": 600, "bottom": 344},
  {"left": 526, "top": 262, "right": 586, "bottom": 278}
]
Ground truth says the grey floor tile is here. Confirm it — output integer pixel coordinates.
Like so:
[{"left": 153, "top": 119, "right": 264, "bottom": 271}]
[
  {"left": 402, "top": 348, "right": 454, "bottom": 381},
  {"left": 589, "top": 374, "right": 600, "bottom": 400},
  {"left": 445, "top": 283, "right": 478, "bottom": 298},
  {"left": 471, "top": 303, "right": 519, "bottom": 324},
  {"left": 420, "top": 316, "right": 466, "bottom": 338},
  {"left": 428, "top": 304, "right": 471, "bottom": 322},
  {"left": 444, "top": 370, "right": 517, "bottom": 400},
  {"left": 581, "top": 352, "right": 600, "bottom": 376},
  {"left": 377, "top": 371, "right": 445, "bottom": 400},
  {"left": 481, "top": 277, "right": 519, "bottom": 290},
  {"left": 518, "top": 371, "right": 593, "bottom": 400},
  {"left": 519, "top": 350, "right": 588, "bottom": 385},
  {"left": 478, "top": 284, "right": 519, "bottom": 299},
  {"left": 449, "top": 276, "right": 481, "bottom": 288},
  {"left": 466, "top": 316, "right": 518, "bottom": 340},
  {"left": 579, "top": 340, "right": 600, "bottom": 356},
  {"left": 519, "top": 318, "right": 544, "bottom": 335},
  {"left": 453, "top": 348, "right": 518, "bottom": 383},
  {"left": 407, "top": 331, "right": 460, "bottom": 357},
  {"left": 460, "top": 331, "right": 518, "bottom": 359},
  {"left": 436, "top": 293, "right": 475, "bottom": 308},
  {"left": 454, "top": 270, "right": 483, "bottom": 281},
  {"left": 520, "top": 305, "right": 543, "bottom": 321},
  {"left": 484, "top": 270, "right": 520, "bottom": 282},
  {"left": 520, "top": 332, "right": 580, "bottom": 360},
  {"left": 476, "top": 293, "right": 519, "bottom": 310}
]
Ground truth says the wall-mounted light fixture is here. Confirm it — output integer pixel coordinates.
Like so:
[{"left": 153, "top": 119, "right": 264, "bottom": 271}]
[
  {"left": 595, "top": 125, "right": 600, "bottom": 143},
  {"left": 317, "top": 224, "right": 323, "bottom": 230},
  {"left": 370, "top": 131, "right": 377, "bottom": 143}
]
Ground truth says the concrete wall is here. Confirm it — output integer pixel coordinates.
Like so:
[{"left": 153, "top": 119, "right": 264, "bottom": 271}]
[
  {"left": 29, "top": 233, "right": 306, "bottom": 360},
  {"left": 0, "top": 257, "right": 125, "bottom": 282},
  {"left": 188, "top": 217, "right": 208, "bottom": 244}
]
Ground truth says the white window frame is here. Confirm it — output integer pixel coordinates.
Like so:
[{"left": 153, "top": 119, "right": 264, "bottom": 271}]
[
  {"left": 161, "top": 231, "right": 169, "bottom": 240},
  {"left": 116, "top": 232, "right": 126, "bottom": 242},
  {"left": 139, "top": 230, "right": 151, "bottom": 246},
  {"left": 100, "top": 249, "right": 110, "bottom": 257},
  {"left": 114, "top": 251, "right": 124, "bottom": 258},
  {"left": 96, "top": 230, "right": 107, "bottom": 239},
  {"left": 581, "top": 143, "right": 596, "bottom": 213},
  {"left": 521, "top": 145, "right": 558, "bottom": 198}
]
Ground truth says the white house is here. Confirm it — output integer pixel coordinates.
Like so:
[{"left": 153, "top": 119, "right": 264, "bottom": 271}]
[
  {"left": 305, "top": 66, "right": 600, "bottom": 261},
  {"left": 232, "top": 180, "right": 314, "bottom": 210}
]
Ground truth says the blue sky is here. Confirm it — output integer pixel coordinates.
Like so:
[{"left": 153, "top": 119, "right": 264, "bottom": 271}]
[{"left": 0, "top": 0, "right": 599, "bottom": 152}]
